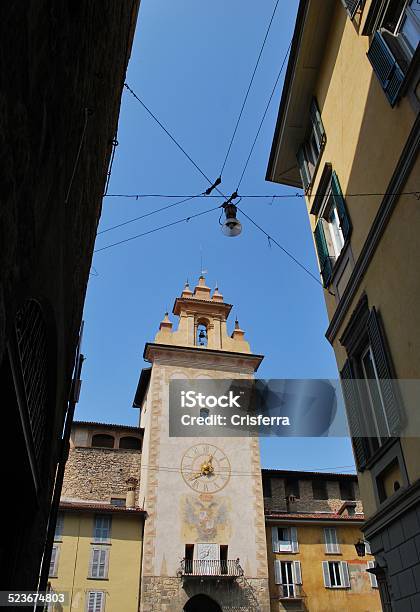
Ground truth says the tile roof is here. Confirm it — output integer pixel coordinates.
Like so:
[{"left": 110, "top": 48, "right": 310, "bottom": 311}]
[
  {"left": 59, "top": 501, "right": 145, "bottom": 515},
  {"left": 265, "top": 511, "right": 364, "bottom": 521},
  {"left": 73, "top": 420, "right": 142, "bottom": 432}
]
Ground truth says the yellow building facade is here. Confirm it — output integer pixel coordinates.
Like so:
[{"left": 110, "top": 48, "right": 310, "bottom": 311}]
[
  {"left": 267, "top": 1, "right": 420, "bottom": 609},
  {"left": 49, "top": 422, "right": 144, "bottom": 612}
]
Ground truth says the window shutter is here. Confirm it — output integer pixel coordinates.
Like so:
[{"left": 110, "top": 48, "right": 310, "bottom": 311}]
[
  {"left": 340, "top": 561, "right": 350, "bottom": 588},
  {"left": 274, "top": 560, "right": 282, "bottom": 584},
  {"left": 49, "top": 546, "right": 58, "bottom": 577},
  {"left": 314, "top": 222, "right": 333, "bottom": 287},
  {"left": 271, "top": 527, "right": 280, "bottom": 553},
  {"left": 324, "top": 528, "right": 340, "bottom": 553},
  {"left": 365, "top": 540, "right": 371, "bottom": 554},
  {"left": 94, "top": 515, "right": 111, "bottom": 542},
  {"left": 297, "top": 145, "right": 311, "bottom": 192},
  {"left": 367, "top": 307, "right": 402, "bottom": 435},
  {"left": 291, "top": 527, "right": 299, "bottom": 553},
  {"left": 87, "top": 592, "right": 104, "bottom": 612},
  {"left": 322, "top": 561, "right": 331, "bottom": 587},
  {"left": 331, "top": 172, "right": 351, "bottom": 241},
  {"left": 341, "top": 0, "right": 362, "bottom": 19},
  {"left": 310, "top": 98, "right": 326, "bottom": 151},
  {"left": 54, "top": 513, "right": 64, "bottom": 541},
  {"left": 293, "top": 561, "right": 302, "bottom": 585},
  {"left": 367, "top": 561, "right": 378, "bottom": 587},
  {"left": 90, "top": 548, "right": 100, "bottom": 577},
  {"left": 340, "top": 360, "right": 368, "bottom": 469},
  {"left": 367, "top": 31, "right": 405, "bottom": 106}
]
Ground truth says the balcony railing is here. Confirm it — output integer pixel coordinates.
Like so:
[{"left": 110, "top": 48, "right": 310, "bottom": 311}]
[
  {"left": 180, "top": 559, "right": 244, "bottom": 579},
  {"left": 278, "top": 584, "right": 304, "bottom": 599}
]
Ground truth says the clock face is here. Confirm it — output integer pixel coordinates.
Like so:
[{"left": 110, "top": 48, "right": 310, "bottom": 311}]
[{"left": 181, "top": 443, "right": 231, "bottom": 493}]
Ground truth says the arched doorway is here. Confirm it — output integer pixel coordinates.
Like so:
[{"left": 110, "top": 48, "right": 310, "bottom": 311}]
[{"left": 183, "top": 594, "right": 222, "bottom": 612}]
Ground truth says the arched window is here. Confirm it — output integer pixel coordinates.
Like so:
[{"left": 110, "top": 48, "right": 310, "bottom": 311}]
[
  {"left": 92, "top": 434, "right": 114, "bottom": 448},
  {"left": 196, "top": 321, "right": 208, "bottom": 346},
  {"left": 119, "top": 436, "right": 141, "bottom": 450}
]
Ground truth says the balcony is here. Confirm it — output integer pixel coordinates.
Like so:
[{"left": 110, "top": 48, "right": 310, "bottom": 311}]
[{"left": 179, "top": 559, "right": 244, "bottom": 580}]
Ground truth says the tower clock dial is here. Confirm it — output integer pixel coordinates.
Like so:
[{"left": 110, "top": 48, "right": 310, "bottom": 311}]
[{"left": 181, "top": 443, "right": 231, "bottom": 493}]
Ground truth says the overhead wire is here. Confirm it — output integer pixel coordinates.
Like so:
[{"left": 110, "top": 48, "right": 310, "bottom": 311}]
[
  {"left": 219, "top": 0, "right": 281, "bottom": 176},
  {"left": 236, "top": 39, "right": 292, "bottom": 190},
  {"left": 94, "top": 205, "right": 222, "bottom": 253},
  {"left": 103, "top": 190, "right": 420, "bottom": 199}
]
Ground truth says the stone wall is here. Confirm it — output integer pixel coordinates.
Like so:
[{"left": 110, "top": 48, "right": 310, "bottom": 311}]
[
  {"left": 264, "top": 475, "right": 363, "bottom": 514},
  {"left": 62, "top": 446, "right": 141, "bottom": 505},
  {"left": 140, "top": 576, "right": 270, "bottom": 612}
]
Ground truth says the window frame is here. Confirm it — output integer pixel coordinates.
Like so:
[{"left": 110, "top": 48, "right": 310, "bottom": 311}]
[
  {"left": 296, "top": 98, "right": 326, "bottom": 192},
  {"left": 86, "top": 591, "right": 105, "bottom": 612},
  {"left": 89, "top": 546, "right": 110, "bottom": 580},
  {"left": 272, "top": 526, "right": 299, "bottom": 553},
  {"left": 274, "top": 560, "right": 302, "bottom": 598},
  {"left": 322, "top": 560, "right": 350, "bottom": 588},
  {"left": 324, "top": 527, "right": 341, "bottom": 554},
  {"left": 93, "top": 514, "right": 112, "bottom": 544},
  {"left": 49, "top": 545, "right": 60, "bottom": 578},
  {"left": 54, "top": 512, "right": 64, "bottom": 542}
]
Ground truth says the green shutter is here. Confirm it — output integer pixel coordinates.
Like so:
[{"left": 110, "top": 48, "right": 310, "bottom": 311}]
[
  {"left": 297, "top": 145, "right": 311, "bottom": 191},
  {"left": 340, "top": 360, "right": 369, "bottom": 469},
  {"left": 314, "top": 222, "right": 333, "bottom": 287},
  {"left": 367, "top": 308, "right": 403, "bottom": 435},
  {"left": 310, "top": 98, "right": 326, "bottom": 152},
  {"left": 331, "top": 172, "right": 351, "bottom": 240}
]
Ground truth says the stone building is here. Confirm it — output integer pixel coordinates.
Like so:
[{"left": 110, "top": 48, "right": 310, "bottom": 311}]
[
  {"left": 266, "top": 0, "right": 420, "bottom": 609},
  {"left": 0, "top": 0, "right": 140, "bottom": 591}
]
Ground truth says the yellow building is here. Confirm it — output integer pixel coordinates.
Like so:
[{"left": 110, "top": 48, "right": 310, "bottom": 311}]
[
  {"left": 49, "top": 422, "right": 144, "bottom": 612},
  {"left": 266, "top": 1, "right": 420, "bottom": 609},
  {"left": 263, "top": 469, "right": 380, "bottom": 611}
]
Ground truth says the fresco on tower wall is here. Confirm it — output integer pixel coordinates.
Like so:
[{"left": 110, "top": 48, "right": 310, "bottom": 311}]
[{"left": 181, "top": 494, "right": 231, "bottom": 542}]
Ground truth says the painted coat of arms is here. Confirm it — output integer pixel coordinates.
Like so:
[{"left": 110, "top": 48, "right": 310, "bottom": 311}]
[{"left": 181, "top": 494, "right": 231, "bottom": 542}]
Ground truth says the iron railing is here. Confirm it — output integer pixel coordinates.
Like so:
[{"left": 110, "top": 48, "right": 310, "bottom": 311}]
[{"left": 180, "top": 559, "right": 243, "bottom": 578}]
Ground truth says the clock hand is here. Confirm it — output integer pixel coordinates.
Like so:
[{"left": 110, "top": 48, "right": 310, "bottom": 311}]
[{"left": 188, "top": 472, "right": 203, "bottom": 481}]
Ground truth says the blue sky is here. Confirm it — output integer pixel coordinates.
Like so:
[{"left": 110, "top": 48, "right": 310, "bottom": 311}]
[{"left": 76, "top": 0, "right": 356, "bottom": 473}]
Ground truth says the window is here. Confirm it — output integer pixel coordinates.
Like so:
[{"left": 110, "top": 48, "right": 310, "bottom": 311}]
[
  {"left": 312, "top": 480, "right": 328, "bottom": 500},
  {"left": 322, "top": 561, "right": 350, "bottom": 588},
  {"left": 93, "top": 515, "right": 112, "bottom": 543},
  {"left": 86, "top": 591, "right": 105, "bottom": 612},
  {"left": 262, "top": 476, "right": 272, "bottom": 498},
  {"left": 220, "top": 544, "right": 228, "bottom": 575},
  {"left": 274, "top": 560, "right": 302, "bottom": 598},
  {"left": 92, "top": 434, "right": 114, "bottom": 448},
  {"left": 367, "top": 561, "right": 379, "bottom": 587},
  {"left": 89, "top": 547, "right": 109, "bottom": 579},
  {"left": 119, "top": 436, "right": 141, "bottom": 450},
  {"left": 54, "top": 513, "right": 64, "bottom": 541},
  {"left": 272, "top": 526, "right": 299, "bottom": 553},
  {"left": 340, "top": 300, "right": 402, "bottom": 469},
  {"left": 196, "top": 323, "right": 208, "bottom": 346},
  {"left": 339, "top": 480, "right": 355, "bottom": 500},
  {"left": 341, "top": 0, "right": 364, "bottom": 20},
  {"left": 297, "top": 98, "right": 326, "bottom": 191},
  {"left": 110, "top": 498, "right": 126, "bottom": 507},
  {"left": 285, "top": 478, "right": 300, "bottom": 499},
  {"left": 184, "top": 544, "right": 194, "bottom": 574},
  {"left": 313, "top": 171, "right": 351, "bottom": 287},
  {"left": 324, "top": 528, "right": 341, "bottom": 554},
  {"left": 366, "top": 0, "right": 419, "bottom": 105},
  {"left": 49, "top": 546, "right": 59, "bottom": 577}
]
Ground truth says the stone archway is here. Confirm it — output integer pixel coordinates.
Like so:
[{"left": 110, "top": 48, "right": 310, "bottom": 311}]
[{"left": 183, "top": 594, "right": 222, "bottom": 612}]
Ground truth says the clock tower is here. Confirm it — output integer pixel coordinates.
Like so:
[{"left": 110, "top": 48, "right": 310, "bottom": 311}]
[{"left": 133, "top": 277, "right": 270, "bottom": 612}]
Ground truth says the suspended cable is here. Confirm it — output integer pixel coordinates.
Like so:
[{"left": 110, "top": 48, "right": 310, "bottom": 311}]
[
  {"left": 124, "top": 83, "right": 226, "bottom": 198},
  {"left": 220, "top": 0, "right": 281, "bottom": 176},
  {"left": 97, "top": 193, "right": 205, "bottom": 235},
  {"left": 237, "top": 205, "right": 326, "bottom": 289},
  {"left": 104, "top": 190, "right": 420, "bottom": 199},
  {"left": 236, "top": 39, "right": 292, "bottom": 190},
  {"left": 94, "top": 205, "right": 221, "bottom": 253}
]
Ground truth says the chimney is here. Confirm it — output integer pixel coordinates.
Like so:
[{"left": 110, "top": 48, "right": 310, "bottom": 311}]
[{"left": 126, "top": 477, "right": 138, "bottom": 508}]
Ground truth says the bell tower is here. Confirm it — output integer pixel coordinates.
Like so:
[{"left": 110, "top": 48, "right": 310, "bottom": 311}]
[{"left": 134, "top": 277, "right": 270, "bottom": 612}]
